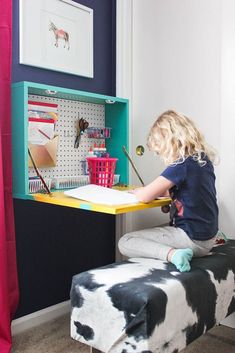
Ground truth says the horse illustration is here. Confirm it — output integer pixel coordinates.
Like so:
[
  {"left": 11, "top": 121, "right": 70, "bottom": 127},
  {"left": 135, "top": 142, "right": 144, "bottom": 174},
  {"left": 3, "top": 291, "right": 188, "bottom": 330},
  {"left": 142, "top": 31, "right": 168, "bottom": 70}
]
[{"left": 49, "top": 21, "right": 70, "bottom": 50}]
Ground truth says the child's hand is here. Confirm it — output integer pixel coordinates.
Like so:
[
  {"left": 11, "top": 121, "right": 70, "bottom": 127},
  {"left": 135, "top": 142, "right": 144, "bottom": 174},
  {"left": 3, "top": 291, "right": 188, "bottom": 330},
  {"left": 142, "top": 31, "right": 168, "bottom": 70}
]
[
  {"left": 128, "top": 177, "right": 174, "bottom": 203},
  {"left": 128, "top": 187, "right": 144, "bottom": 194}
]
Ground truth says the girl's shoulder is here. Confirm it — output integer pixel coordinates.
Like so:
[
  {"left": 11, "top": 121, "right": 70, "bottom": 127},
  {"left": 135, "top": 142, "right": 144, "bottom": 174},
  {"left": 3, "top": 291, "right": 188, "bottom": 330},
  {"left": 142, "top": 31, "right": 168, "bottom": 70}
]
[{"left": 185, "top": 155, "right": 214, "bottom": 174}]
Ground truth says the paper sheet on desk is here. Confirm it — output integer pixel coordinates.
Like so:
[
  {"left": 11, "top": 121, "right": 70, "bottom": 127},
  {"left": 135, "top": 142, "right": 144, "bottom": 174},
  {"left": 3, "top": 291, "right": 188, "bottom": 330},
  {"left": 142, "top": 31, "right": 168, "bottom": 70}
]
[{"left": 64, "top": 184, "right": 139, "bottom": 206}]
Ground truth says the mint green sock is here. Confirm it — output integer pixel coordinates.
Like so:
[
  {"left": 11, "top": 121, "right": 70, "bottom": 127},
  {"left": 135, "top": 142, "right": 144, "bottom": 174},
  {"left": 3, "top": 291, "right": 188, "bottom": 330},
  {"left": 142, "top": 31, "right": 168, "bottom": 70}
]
[{"left": 171, "top": 248, "right": 193, "bottom": 272}]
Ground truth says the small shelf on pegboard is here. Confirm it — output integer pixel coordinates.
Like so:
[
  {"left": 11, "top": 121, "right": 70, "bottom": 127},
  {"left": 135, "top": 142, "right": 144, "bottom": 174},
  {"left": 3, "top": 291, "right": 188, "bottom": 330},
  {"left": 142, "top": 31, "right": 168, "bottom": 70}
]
[
  {"left": 86, "top": 127, "right": 111, "bottom": 139},
  {"left": 29, "top": 177, "right": 52, "bottom": 194}
]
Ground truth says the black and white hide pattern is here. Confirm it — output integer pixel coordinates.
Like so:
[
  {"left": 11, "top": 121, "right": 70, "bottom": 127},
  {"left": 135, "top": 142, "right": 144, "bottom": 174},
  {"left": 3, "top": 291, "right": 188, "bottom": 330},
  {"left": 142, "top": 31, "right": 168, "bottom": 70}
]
[{"left": 70, "top": 240, "right": 235, "bottom": 353}]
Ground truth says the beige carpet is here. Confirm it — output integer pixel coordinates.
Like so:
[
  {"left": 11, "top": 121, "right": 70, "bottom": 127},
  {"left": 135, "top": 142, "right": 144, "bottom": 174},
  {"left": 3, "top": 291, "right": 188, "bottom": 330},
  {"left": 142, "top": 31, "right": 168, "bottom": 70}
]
[{"left": 12, "top": 314, "right": 235, "bottom": 353}]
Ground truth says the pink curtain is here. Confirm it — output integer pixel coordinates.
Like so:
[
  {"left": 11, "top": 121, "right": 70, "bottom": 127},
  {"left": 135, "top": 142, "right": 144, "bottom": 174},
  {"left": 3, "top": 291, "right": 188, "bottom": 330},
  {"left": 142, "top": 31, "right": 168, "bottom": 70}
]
[{"left": 0, "top": 0, "right": 19, "bottom": 352}]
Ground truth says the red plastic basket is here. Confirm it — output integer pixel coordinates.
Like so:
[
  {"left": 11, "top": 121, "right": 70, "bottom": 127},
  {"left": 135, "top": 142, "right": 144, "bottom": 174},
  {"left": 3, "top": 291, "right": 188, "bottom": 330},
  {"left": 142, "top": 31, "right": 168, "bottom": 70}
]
[{"left": 86, "top": 157, "right": 118, "bottom": 188}]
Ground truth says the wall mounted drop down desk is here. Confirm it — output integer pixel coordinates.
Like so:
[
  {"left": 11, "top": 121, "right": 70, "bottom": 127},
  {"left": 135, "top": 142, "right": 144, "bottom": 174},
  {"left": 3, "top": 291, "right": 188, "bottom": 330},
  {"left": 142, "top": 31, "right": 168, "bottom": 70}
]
[{"left": 30, "top": 188, "right": 171, "bottom": 215}]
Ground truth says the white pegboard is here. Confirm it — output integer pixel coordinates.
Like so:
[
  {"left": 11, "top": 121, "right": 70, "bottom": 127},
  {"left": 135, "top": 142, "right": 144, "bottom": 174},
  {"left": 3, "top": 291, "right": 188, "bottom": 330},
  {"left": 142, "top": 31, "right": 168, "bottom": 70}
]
[{"left": 28, "top": 94, "right": 105, "bottom": 179}]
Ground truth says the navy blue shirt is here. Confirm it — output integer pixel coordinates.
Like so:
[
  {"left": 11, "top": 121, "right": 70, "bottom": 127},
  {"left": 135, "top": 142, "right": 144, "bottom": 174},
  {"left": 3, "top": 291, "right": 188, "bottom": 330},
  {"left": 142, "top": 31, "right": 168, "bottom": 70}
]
[{"left": 161, "top": 156, "right": 218, "bottom": 240}]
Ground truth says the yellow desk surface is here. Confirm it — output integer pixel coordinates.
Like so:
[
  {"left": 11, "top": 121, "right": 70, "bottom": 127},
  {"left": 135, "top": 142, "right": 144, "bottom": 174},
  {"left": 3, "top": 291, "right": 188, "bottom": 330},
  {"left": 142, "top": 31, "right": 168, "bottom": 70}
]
[{"left": 30, "top": 188, "right": 171, "bottom": 215}]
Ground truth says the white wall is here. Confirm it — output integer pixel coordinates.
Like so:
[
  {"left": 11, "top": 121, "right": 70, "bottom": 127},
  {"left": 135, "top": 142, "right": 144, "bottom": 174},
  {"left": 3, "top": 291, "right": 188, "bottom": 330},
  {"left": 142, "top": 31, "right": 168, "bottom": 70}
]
[
  {"left": 132, "top": 0, "right": 222, "bottom": 141},
  {"left": 130, "top": 0, "right": 223, "bottom": 230},
  {"left": 219, "top": 0, "right": 235, "bottom": 238}
]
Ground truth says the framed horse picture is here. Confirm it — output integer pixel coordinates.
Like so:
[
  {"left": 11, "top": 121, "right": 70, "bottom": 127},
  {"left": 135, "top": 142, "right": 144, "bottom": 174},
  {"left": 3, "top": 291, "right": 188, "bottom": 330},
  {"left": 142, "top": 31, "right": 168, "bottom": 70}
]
[{"left": 19, "top": 0, "right": 94, "bottom": 78}]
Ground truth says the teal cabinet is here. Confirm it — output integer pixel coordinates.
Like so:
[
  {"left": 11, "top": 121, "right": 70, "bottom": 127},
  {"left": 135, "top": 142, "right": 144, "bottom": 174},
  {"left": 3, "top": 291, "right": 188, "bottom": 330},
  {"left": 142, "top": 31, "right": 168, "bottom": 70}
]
[{"left": 11, "top": 81, "right": 129, "bottom": 199}]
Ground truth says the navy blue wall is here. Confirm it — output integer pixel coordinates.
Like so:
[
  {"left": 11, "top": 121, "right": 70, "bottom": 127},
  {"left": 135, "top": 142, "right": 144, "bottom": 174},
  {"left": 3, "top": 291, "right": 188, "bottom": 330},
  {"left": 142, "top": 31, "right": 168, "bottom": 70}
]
[
  {"left": 12, "top": 0, "right": 116, "bottom": 95},
  {"left": 12, "top": 0, "right": 117, "bottom": 318}
]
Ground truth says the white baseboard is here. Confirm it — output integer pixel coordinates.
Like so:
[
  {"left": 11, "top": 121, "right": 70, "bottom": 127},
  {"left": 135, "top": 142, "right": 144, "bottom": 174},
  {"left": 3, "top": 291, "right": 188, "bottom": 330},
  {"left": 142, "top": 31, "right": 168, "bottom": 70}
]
[{"left": 11, "top": 300, "right": 70, "bottom": 336}]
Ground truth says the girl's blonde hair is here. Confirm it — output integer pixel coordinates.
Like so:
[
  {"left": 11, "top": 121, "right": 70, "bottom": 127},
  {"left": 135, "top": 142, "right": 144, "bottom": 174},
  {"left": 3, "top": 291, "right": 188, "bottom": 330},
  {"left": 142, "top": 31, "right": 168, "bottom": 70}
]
[{"left": 147, "top": 110, "right": 218, "bottom": 166}]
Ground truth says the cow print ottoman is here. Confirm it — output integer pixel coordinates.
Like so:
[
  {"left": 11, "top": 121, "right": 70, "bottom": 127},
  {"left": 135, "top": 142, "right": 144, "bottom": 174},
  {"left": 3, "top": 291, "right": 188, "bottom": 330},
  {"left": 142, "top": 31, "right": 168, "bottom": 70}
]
[{"left": 70, "top": 240, "right": 235, "bottom": 353}]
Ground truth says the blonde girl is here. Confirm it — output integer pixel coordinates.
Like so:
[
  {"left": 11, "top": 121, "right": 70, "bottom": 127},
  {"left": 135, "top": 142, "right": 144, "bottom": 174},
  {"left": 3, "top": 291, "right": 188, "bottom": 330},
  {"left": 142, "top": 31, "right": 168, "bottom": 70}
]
[{"left": 118, "top": 110, "right": 219, "bottom": 272}]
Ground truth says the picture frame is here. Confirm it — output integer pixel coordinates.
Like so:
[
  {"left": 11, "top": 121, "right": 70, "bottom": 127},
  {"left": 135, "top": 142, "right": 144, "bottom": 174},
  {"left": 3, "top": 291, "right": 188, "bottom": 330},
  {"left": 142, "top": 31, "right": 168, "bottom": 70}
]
[{"left": 19, "top": 0, "right": 94, "bottom": 78}]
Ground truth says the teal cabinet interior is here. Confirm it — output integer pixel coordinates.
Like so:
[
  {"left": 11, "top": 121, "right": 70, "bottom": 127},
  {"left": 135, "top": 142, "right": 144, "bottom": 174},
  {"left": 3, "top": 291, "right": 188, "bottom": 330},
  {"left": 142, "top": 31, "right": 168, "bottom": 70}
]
[{"left": 11, "top": 81, "right": 129, "bottom": 199}]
